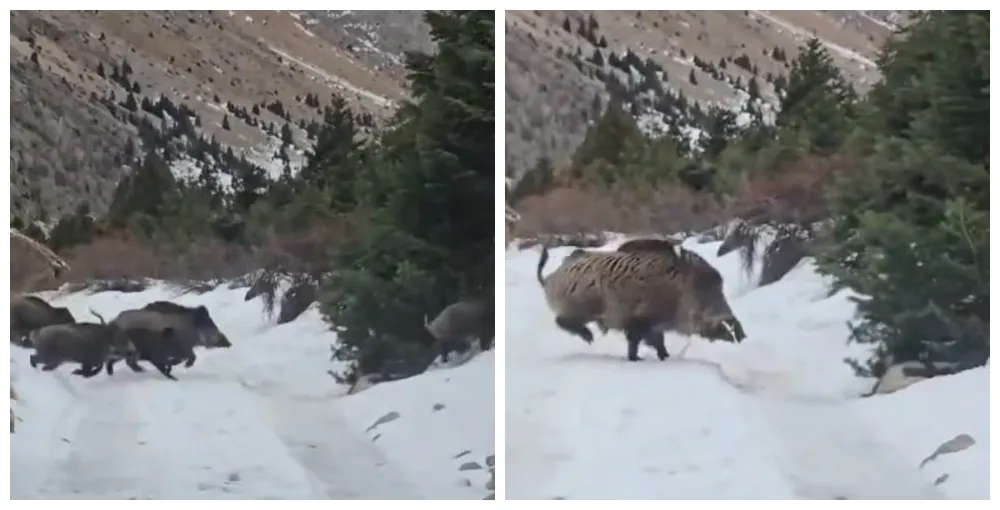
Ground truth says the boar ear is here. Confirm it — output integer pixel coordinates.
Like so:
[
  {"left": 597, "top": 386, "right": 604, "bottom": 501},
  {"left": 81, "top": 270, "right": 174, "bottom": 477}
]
[{"left": 194, "top": 306, "right": 211, "bottom": 321}]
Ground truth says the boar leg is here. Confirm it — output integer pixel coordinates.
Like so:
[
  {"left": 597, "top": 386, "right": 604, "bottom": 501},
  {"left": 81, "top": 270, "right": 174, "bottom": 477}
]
[
  {"left": 150, "top": 361, "right": 178, "bottom": 381},
  {"left": 29, "top": 354, "right": 39, "bottom": 368},
  {"left": 643, "top": 331, "right": 670, "bottom": 361},
  {"left": 125, "top": 355, "right": 147, "bottom": 373},
  {"left": 623, "top": 317, "right": 656, "bottom": 362},
  {"left": 74, "top": 364, "right": 102, "bottom": 378},
  {"left": 555, "top": 316, "right": 595, "bottom": 344},
  {"left": 478, "top": 334, "right": 494, "bottom": 352}
]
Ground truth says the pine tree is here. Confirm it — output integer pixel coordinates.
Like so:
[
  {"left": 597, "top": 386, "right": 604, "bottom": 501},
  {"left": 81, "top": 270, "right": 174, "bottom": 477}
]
[
  {"left": 321, "top": 11, "right": 495, "bottom": 383},
  {"left": 123, "top": 93, "right": 138, "bottom": 112},
  {"left": 774, "top": 37, "right": 856, "bottom": 154},
  {"left": 816, "top": 12, "right": 989, "bottom": 377},
  {"left": 107, "top": 151, "right": 180, "bottom": 234},
  {"left": 297, "top": 93, "right": 364, "bottom": 212}
]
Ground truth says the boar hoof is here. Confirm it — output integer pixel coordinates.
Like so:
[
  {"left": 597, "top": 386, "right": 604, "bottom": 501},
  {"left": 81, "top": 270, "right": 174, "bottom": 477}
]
[{"left": 29, "top": 355, "right": 38, "bottom": 368}]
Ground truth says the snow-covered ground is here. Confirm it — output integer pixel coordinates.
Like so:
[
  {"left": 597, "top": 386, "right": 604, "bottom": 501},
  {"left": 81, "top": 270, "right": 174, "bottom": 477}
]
[
  {"left": 11, "top": 283, "right": 493, "bottom": 500},
  {"left": 505, "top": 234, "right": 988, "bottom": 500}
]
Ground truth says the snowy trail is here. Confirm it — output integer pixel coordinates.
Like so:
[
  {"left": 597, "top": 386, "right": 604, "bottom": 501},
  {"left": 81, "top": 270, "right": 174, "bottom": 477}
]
[
  {"left": 23, "top": 369, "right": 409, "bottom": 499},
  {"left": 505, "top": 238, "right": 973, "bottom": 500},
  {"left": 755, "top": 395, "right": 943, "bottom": 500},
  {"left": 13, "top": 284, "right": 492, "bottom": 500}
]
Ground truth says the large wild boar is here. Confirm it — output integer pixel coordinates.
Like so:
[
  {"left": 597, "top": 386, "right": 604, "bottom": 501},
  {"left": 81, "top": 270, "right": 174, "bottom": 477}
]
[
  {"left": 10, "top": 295, "right": 76, "bottom": 346},
  {"left": 425, "top": 299, "right": 494, "bottom": 362},
  {"left": 107, "top": 301, "right": 231, "bottom": 375},
  {"left": 27, "top": 323, "right": 137, "bottom": 378},
  {"left": 536, "top": 238, "right": 747, "bottom": 362}
]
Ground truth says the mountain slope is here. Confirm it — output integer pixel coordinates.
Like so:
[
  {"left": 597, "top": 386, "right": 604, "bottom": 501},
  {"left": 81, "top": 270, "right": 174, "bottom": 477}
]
[
  {"left": 10, "top": 10, "right": 431, "bottom": 219},
  {"left": 505, "top": 10, "right": 908, "bottom": 179},
  {"left": 11, "top": 282, "right": 493, "bottom": 500},
  {"left": 504, "top": 235, "right": 987, "bottom": 500}
]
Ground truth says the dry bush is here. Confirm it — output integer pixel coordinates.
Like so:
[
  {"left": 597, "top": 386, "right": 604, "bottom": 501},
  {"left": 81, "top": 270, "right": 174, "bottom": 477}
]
[
  {"left": 251, "top": 213, "right": 360, "bottom": 277},
  {"left": 513, "top": 153, "right": 861, "bottom": 240},
  {"left": 17, "top": 213, "right": 361, "bottom": 294},
  {"left": 514, "top": 183, "right": 732, "bottom": 239}
]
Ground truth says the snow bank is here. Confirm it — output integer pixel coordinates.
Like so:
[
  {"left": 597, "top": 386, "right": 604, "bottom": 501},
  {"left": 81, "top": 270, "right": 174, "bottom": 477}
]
[
  {"left": 11, "top": 280, "right": 493, "bottom": 499},
  {"left": 506, "top": 234, "right": 988, "bottom": 499}
]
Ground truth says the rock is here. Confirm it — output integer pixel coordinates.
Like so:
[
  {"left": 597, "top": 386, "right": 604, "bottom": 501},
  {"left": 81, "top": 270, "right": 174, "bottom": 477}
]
[
  {"left": 365, "top": 411, "right": 400, "bottom": 432},
  {"left": 458, "top": 461, "right": 482, "bottom": 471},
  {"left": 277, "top": 280, "right": 316, "bottom": 324},
  {"left": 453, "top": 449, "right": 472, "bottom": 459},
  {"left": 867, "top": 361, "right": 931, "bottom": 396},
  {"left": 432, "top": 403, "right": 445, "bottom": 411},
  {"left": 934, "top": 473, "right": 950, "bottom": 486},
  {"left": 920, "top": 433, "right": 976, "bottom": 468},
  {"left": 227, "top": 472, "right": 240, "bottom": 483},
  {"left": 485, "top": 454, "right": 495, "bottom": 467}
]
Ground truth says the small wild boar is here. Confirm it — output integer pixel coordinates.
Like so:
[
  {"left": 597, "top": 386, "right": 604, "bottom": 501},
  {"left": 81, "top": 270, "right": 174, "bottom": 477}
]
[
  {"left": 425, "top": 299, "right": 494, "bottom": 362},
  {"left": 28, "top": 323, "right": 137, "bottom": 378},
  {"left": 10, "top": 295, "right": 76, "bottom": 346}
]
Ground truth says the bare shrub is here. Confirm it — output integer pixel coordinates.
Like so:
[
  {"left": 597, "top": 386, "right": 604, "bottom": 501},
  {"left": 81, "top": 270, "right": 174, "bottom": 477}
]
[
  {"left": 514, "top": 183, "right": 732, "bottom": 239},
  {"left": 19, "top": 213, "right": 359, "bottom": 295}
]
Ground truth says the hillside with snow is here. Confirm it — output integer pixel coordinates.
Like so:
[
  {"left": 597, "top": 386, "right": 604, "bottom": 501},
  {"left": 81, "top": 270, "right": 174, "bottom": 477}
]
[
  {"left": 10, "top": 283, "right": 493, "bottom": 500},
  {"left": 505, "top": 234, "right": 988, "bottom": 500}
]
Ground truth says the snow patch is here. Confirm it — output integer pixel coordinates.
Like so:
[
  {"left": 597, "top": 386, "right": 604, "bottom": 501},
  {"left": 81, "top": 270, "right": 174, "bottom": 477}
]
[
  {"left": 267, "top": 45, "right": 394, "bottom": 108},
  {"left": 505, "top": 233, "right": 987, "bottom": 499},
  {"left": 12, "top": 281, "right": 492, "bottom": 499}
]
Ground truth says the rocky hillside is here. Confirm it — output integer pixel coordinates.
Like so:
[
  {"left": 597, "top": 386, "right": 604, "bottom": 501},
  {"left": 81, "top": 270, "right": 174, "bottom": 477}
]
[
  {"left": 10, "top": 10, "right": 432, "bottom": 221},
  {"left": 505, "top": 10, "right": 910, "bottom": 181}
]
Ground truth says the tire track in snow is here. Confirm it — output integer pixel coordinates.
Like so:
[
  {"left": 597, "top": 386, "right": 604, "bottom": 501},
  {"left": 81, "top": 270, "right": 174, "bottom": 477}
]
[
  {"left": 681, "top": 357, "right": 945, "bottom": 499},
  {"left": 41, "top": 376, "right": 160, "bottom": 499},
  {"left": 257, "top": 393, "right": 426, "bottom": 499}
]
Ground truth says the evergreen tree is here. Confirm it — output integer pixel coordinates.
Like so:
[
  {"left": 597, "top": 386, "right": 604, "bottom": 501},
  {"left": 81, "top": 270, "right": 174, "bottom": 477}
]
[
  {"left": 107, "top": 151, "right": 180, "bottom": 234},
  {"left": 123, "top": 93, "right": 138, "bottom": 112},
  {"left": 568, "top": 99, "right": 641, "bottom": 184},
  {"left": 816, "top": 12, "right": 989, "bottom": 377},
  {"left": 298, "top": 93, "right": 365, "bottom": 212},
  {"left": 321, "top": 11, "right": 495, "bottom": 383},
  {"left": 698, "top": 106, "right": 738, "bottom": 160},
  {"left": 774, "top": 37, "right": 856, "bottom": 154}
]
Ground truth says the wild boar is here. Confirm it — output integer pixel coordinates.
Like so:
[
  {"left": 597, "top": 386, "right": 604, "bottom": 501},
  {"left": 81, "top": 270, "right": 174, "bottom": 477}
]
[
  {"left": 10, "top": 294, "right": 76, "bottom": 346},
  {"left": 27, "top": 323, "right": 137, "bottom": 378},
  {"left": 425, "top": 299, "right": 494, "bottom": 362},
  {"left": 108, "top": 301, "right": 231, "bottom": 375},
  {"left": 536, "top": 240, "right": 746, "bottom": 361}
]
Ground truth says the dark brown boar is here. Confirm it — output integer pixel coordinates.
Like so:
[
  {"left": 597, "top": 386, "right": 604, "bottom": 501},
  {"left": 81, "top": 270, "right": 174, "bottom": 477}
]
[
  {"left": 425, "top": 299, "right": 494, "bottom": 363},
  {"left": 10, "top": 295, "right": 76, "bottom": 346},
  {"left": 27, "top": 323, "right": 137, "bottom": 378},
  {"left": 109, "top": 301, "right": 231, "bottom": 374}
]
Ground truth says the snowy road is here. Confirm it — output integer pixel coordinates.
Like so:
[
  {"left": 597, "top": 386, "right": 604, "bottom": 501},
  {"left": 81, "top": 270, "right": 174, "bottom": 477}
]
[
  {"left": 505, "top": 237, "right": 981, "bottom": 500},
  {"left": 13, "top": 357, "right": 420, "bottom": 499},
  {"left": 12, "top": 285, "right": 492, "bottom": 500}
]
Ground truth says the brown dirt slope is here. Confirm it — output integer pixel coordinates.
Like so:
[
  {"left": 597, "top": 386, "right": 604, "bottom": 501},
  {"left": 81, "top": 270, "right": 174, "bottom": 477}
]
[
  {"left": 505, "top": 10, "right": 909, "bottom": 181},
  {"left": 10, "top": 10, "right": 432, "bottom": 220}
]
